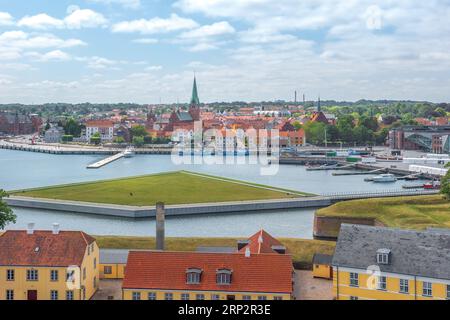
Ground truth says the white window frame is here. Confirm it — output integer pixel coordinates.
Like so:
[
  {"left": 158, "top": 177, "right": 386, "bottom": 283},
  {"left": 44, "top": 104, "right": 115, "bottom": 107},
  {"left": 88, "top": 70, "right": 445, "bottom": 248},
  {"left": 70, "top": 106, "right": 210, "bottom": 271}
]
[
  {"left": 27, "top": 269, "right": 38, "bottom": 281},
  {"left": 165, "top": 293, "right": 173, "bottom": 300},
  {"left": 181, "top": 293, "right": 190, "bottom": 300},
  {"left": 447, "top": 285, "right": 450, "bottom": 300},
  {"left": 132, "top": 292, "right": 141, "bottom": 300},
  {"left": 66, "top": 290, "right": 74, "bottom": 301},
  {"left": 148, "top": 292, "right": 156, "bottom": 300},
  {"left": 196, "top": 294, "right": 205, "bottom": 300},
  {"left": 50, "top": 290, "right": 58, "bottom": 301},
  {"left": 6, "top": 269, "right": 14, "bottom": 281},
  {"left": 50, "top": 270, "right": 58, "bottom": 282},
  {"left": 422, "top": 282, "right": 432, "bottom": 297},
  {"left": 377, "top": 276, "right": 387, "bottom": 291},
  {"left": 350, "top": 272, "right": 359, "bottom": 287},
  {"left": 211, "top": 294, "right": 220, "bottom": 300},
  {"left": 242, "top": 295, "right": 251, "bottom": 300},
  {"left": 6, "top": 290, "right": 14, "bottom": 300},
  {"left": 399, "top": 279, "right": 409, "bottom": 294}
]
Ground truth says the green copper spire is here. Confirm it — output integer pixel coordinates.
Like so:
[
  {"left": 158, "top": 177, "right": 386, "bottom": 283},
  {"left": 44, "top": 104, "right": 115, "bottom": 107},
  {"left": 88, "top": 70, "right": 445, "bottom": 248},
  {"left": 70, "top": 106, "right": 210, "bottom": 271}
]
[{"left": 190, "top": 76, "right": 200, "bottom": 105}]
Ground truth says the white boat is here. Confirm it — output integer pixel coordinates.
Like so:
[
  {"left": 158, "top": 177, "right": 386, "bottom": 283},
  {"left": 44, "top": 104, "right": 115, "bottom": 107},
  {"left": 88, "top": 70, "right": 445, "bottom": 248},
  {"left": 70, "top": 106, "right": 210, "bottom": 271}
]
[
  {"left": 124, "top": 147, "right": 135, "bottom": 158},
  {"left": 372, "top": 174, "right": 397, "bottom": 183}
]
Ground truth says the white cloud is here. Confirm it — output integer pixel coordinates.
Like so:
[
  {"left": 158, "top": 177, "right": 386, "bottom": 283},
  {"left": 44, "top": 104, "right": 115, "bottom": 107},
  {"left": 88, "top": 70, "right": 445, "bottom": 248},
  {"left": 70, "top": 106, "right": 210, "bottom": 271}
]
[
  {"left": 186, "top": 43, "right": 219, "bottom": 52},
  {"left": 27, "top": 50, "right": 72, "bottom": 62},
  {"left": 18, "top": 14, "right": 65, "bottom": 29},
  {"left": 16, "top": 8, "right": 107, "bottom": 30},
  {"left": 112, "top": 14, "right": 198, "bottom": 34},
  {"left": 179, "top": 21, "right": 235, "bottom": 39},
  {"left": 0, "top": 12, "right": 14, "bottom": 26},
  {"left": 132, "top": 38, "right": 159, "bottom": 44},
  {"left": 145, "top": 65, "right": 163, "bottom": 71},
  {"left": 64, "top": 9, "right": 108, "bottom": 29},
  {"left": 88, "top": 0, "right": 141, "bottom": 9}
]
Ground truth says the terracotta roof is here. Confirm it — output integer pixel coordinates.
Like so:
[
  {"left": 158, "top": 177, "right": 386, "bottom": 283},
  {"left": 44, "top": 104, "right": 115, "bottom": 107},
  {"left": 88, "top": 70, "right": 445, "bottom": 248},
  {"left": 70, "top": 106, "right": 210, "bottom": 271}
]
[
  {"left": 239, "top": 229, "right": 288, "bottom": 254},
  {"left": 86, "top": 120, "right": 114, "bottom": 127},
  {"left": 123, "top": 251, "right": 293, "bottom": 294},
  {"left": 0, "top": 230, "right": 95, "bottom": 267}
]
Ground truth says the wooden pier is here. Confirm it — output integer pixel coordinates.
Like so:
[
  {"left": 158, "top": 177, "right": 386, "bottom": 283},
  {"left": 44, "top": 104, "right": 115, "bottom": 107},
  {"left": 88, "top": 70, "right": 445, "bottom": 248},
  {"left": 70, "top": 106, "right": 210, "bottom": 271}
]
[{"left": 87, "top": 152, "right": 126, "bottom": 169}]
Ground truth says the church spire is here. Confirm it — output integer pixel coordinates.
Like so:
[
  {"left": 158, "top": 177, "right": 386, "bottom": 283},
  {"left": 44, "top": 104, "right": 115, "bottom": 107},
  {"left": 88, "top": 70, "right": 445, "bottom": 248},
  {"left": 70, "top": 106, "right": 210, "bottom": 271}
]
[{"left": 190, "top": 76, "right": 200, "bottom": 105}]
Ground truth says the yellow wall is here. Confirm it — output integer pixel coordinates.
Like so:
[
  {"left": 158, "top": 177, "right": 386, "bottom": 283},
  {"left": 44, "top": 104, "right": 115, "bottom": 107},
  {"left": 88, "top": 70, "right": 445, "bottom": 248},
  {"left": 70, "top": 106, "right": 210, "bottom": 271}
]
[
  {"left": 80, "top": 241, "right": 100, "bottom": 300},
  {"left": 313, "top": 264, "right": 332, "bottom": 279},
  {"left": 123, "top": 289, "right": 291, "bottom": 301},
  {"left": 100, "top": 264, "right": 126, "bottom": 279},
  {"left": 0, "top": 241, "right": 99, "bottom": 301},
  {"left": 333, "top": 268, "right": 449, "bottom": 300}
]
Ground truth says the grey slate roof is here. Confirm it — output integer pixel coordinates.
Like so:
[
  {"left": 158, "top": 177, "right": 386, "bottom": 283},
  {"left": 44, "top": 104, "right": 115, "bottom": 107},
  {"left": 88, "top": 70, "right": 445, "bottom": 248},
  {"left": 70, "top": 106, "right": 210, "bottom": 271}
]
[
  {"left": 177, "top": 112, "right": 193, "bottom": 122},
  {"left": 196, "top": 246, "right": 236, "bottom": 253},
  {"left": 332, "top": 224, "right": 450, "bottom": 280},
  {"left": 313, "top": 253, "right": 333, "bottom": 265},
  {"left": 100, "top": 249, "right": 130, "bottom": 264}
]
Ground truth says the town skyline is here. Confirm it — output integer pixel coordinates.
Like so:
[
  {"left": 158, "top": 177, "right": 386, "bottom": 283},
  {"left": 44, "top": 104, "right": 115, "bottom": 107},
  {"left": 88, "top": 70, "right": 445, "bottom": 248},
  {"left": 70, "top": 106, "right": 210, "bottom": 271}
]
[{"left": 1, "top": 1, "right": 450, "bottom": 104}]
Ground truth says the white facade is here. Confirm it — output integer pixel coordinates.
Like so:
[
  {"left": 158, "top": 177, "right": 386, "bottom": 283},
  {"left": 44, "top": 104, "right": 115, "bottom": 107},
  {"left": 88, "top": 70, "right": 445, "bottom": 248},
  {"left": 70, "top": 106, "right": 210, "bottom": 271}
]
[{"left": 86, "top": 124, "right": 114, "bottom": 142}]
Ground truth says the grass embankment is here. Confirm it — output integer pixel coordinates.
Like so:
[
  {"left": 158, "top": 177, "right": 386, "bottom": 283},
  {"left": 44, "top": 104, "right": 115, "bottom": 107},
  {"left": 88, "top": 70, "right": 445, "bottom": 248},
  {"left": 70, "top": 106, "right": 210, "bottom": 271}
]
[
  {"left": 95, "top": 235, "right": 336, "bottom": 270},
  {"left": 317, "top": 195, "right": 450, "bottom": 230},
  {"left": 12, "top": 171, "right": 308, "bottom": 206}
]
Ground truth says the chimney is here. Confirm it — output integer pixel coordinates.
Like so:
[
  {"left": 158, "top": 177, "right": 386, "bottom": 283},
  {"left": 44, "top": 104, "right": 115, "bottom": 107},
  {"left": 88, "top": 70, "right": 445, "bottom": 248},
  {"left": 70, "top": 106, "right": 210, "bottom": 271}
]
[
  {"left": 52, "top": 223, "right": 60, "bottom": 235},
  {"left": 245, "top": 247, "right": 251, "bottom": 258},
  {"left": 27, "top": 223, "right": 35, "bottom": 235},
  {"left": 156, "top": 202, "right": 165, "bottom": 251}
]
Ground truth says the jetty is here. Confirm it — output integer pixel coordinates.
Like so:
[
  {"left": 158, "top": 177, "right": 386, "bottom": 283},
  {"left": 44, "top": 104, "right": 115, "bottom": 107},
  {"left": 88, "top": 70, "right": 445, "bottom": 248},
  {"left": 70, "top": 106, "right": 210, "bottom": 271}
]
[{"left": 87, "top": 152, "right": 125, "bottom": 169}]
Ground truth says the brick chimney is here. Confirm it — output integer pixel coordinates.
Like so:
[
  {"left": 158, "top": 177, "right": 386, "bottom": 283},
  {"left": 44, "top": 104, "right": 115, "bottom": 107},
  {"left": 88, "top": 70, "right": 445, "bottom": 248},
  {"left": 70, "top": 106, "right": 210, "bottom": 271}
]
[{"left": 156, "top": 202, "right": 165, "bottom": 251}]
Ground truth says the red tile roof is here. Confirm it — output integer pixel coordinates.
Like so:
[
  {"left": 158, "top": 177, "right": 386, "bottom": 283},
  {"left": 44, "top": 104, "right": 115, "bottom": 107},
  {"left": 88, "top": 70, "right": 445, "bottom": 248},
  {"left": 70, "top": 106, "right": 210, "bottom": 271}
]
[
  {"left": 239, "top": 229, "right": 288, "bottom": 254},
  {"left": 0, "top": 230, "right": 95, "bottom": 267},
  {"left": 123, "top": 251, "right": 293, "bottom": 294},
  {"left": 86, "top": 120, "right": 114, "bottom": 128}
]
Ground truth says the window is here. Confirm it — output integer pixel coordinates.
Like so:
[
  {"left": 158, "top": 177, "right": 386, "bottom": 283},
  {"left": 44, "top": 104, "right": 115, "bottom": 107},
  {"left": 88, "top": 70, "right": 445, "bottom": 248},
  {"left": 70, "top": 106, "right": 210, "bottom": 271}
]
[
  {"left": 258, "top": 296, "right": 267, "bottom": 300},
  {"left": 66, "top": 270, "right": 75, "bottom": 282},
  {"left": 350, "top": 296, "right": 359, "bottom": 300},
  {"left": 196, "top": 294, "right": 205, "bottom": 300},
  {"left": 376, "top": 249, "right": 391, "bottom": 265},
  {"left": 377, "top": 276, "right": 387, "bottom": 291},
  {"left": 242, "top": 295, "right": 252, "bottom": 300},
  {"left": 447, "top": 285, "right": 450, "bottom": 300},
  {"left": 88, "top": 246, "right": 90, "bottom": 256},
  {"left": 93, "top": 276, "right": 97, "bottom": 288},
  {"left": 211, "top": 294, "right": 220, "bottom": 300},
  {"left": 83, "top": 268, "right": 86, "bottom": 280},
  {"left": 50, "top": 290, "right": 58, "bottom": 300},
  {"left": 349, "top": 273, "right": 359, "bottom": 287},
  {"left": 274, "top": 296, "right": 283, "bottom": 300},
  {"left": 94, "top": 258, "right": 97, "bottom": 269},
  {"left": 66, "top": 291, "right": 74, "bottom": 301},
  {"left": 181, "top": 293, "right": 190, "bottom": 300},
  {"left": 132, "top": 292, "right": 141, "bottom": 300},
  {"left": 50, "top": 270, "right": 59, "bottom": 282},
  {"left": 216, "top": 269, "right": 232, "bottom": 285},
  {"left": 422, "top": 282, "right": 432, "bottom": 297},
  {"left": 27, "top": 269, "right": 38, "bottom": 281},
  {"left": 148, "top": 292, "right": 157, "bottom": 300},
  {"left": 399, "top": 279, "right": 409, "bottom": 294},
  {"left": 6, "top": 269, "right": 14, "bottom": 281},
  {"left": 104, "top": 266, "right": 112, "bottom": 275},
  {"left": 186, "top": 269, "right": 202, "bottom": 284},
  {"left": 6, "top": 290, "right": 14, "bottom": 300},
  {"left": 165, "top": 293, "right": 173, "bottom": 300}
]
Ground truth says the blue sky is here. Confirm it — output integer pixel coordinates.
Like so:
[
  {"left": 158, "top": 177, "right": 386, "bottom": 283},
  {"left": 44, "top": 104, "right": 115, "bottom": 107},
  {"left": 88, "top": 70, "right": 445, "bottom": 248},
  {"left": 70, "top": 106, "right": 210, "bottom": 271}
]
[{"left": 0, "top": 0, "right": 450, "bottom": 104}]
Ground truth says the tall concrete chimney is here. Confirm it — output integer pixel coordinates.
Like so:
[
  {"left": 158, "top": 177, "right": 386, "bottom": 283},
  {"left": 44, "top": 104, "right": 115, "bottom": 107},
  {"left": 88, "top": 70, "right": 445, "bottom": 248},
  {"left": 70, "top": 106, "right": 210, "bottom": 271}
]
[{"left": 156, "top": 202, "right": 165, "bottom": 251}]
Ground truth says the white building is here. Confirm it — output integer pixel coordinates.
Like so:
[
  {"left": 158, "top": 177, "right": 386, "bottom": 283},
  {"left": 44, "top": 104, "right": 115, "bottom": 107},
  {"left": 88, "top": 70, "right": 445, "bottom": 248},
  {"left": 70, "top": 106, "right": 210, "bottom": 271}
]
[{"left": 85, "top": 120, "right": 114, "bottom": 142}]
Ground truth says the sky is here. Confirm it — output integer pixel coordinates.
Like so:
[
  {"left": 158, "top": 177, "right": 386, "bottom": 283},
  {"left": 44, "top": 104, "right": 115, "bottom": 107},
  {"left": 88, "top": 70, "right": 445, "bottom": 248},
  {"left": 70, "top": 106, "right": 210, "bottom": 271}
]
[{"left": 0, "top": 0, "right": 450, "bottom": 104}]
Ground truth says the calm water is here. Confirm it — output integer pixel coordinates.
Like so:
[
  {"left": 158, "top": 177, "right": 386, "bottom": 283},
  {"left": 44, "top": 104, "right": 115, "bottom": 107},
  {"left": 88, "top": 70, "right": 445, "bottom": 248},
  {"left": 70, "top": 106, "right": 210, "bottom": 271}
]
[{"left": 0, "top": 149, "right": 423, "bottom": 238}]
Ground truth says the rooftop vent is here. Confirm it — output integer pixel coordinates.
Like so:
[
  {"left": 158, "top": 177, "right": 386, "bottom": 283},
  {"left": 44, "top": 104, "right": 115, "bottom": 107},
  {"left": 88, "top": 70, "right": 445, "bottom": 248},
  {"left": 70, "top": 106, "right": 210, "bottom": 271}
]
[
  {"left": 52, "top": 223, "right": 60, "bottom": 235},
  {"left": 245, "top": 247, "right": 251, "bottom": 258}
]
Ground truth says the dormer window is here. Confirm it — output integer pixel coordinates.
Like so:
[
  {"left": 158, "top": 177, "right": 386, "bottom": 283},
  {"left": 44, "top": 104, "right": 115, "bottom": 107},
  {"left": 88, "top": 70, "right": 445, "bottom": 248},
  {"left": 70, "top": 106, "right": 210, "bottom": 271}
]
[
  {"left": 216, "top": 269, "right": 232, "bottom": 285},
  {"left": 186, "top": 268, "right": 202, "bottom": 284},
  {"left": 376, "top": 249, "right": 391, "bottom": 265}
]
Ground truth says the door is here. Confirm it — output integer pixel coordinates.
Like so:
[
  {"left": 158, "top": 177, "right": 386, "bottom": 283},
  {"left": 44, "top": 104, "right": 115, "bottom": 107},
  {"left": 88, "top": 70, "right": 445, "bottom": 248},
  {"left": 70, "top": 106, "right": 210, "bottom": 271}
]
[
  {"left": 27, "top": 290, "right": 38, "bottom": 301},
  {"left": 227, "top": 295, "right": 235, "bottom": 300}
]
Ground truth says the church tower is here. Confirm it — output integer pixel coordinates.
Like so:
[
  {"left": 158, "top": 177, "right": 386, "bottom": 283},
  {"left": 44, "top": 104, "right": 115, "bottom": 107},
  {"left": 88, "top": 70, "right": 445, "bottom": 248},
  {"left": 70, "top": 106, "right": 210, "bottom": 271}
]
[{"left": 189, "top": 76, "right": 201, "bottom": 121}]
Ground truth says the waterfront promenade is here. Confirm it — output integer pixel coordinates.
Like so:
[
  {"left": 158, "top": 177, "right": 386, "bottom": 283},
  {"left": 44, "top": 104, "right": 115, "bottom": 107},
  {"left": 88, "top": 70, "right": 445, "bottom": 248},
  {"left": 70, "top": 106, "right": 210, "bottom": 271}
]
[{"left": 5, "top": 189, "right": 438, "bottom": 218}]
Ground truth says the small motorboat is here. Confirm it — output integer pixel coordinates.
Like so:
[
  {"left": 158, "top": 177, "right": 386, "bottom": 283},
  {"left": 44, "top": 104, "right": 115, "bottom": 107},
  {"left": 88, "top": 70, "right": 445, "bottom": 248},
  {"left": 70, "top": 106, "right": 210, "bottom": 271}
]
[
  {"left": 124, "top": 147, "right": 135, "bottom": 158},
  {"left": 372, "top": 174, "right": 397, "bottom": 183}
]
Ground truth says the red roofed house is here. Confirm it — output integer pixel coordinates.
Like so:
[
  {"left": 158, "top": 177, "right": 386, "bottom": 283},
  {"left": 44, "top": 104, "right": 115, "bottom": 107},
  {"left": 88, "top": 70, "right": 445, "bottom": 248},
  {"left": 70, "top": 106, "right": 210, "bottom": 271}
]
[
  {"left": 85, "top": 120, "right": 114, "bottom": 142},
  {"left": 122, "top": 229, "right": 294, "bottom": 300},
  {"left": 0, "top": 224, "right": 99, "bottom": 300}
]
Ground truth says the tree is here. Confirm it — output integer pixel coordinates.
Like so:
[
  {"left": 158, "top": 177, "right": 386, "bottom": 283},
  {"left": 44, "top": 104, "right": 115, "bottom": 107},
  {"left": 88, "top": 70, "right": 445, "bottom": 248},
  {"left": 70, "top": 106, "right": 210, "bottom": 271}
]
[
  {"left": 130, "top": 125, "right": 148, "bottom": 138},
  {"left": 90, "top": 132, "right": 101, "bottom": 145},
  {"left": 114, "top": 137, "right": 126, "bottom": 144},
  {"left": 0, "top": 190, "right": 16, "bottom": 230},
  {"left": 133, "top": 136, "right": 145, "bottom": 147},
  {"left": 292, "top": 121, "right": 302, "bottom": 130},
  {"left": 64, "top": 118, "right": 82, "bottom": 137},
  {"left": 62, "top": 135, "right": 73, "bottom": 143},
  {"left": 441, "top": 163, "right": 450, "bottom": 200}
]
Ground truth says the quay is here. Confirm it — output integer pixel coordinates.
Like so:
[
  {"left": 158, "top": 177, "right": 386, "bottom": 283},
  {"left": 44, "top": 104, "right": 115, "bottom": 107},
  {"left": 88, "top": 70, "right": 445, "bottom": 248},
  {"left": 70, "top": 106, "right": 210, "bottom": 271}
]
[
  {"left": 5, "top": 189, "right": 439, "bottom": 218},
  {"left": 87, "top": 152, "right": 125, "bottom": 169}
]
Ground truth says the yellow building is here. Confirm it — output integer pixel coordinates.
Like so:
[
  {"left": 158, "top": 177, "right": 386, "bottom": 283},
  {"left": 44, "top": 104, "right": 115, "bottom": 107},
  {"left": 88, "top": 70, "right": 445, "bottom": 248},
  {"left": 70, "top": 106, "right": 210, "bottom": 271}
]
[
  {"left": 332, "top": 224, "right": 450, "bottom": 300},
  {"left": 312, "top": 254, "right": 333, "bottom": 280},
  {"left": 99, "top": 249, "right": 128, "bottom": 279},
  {"left": 122, "top": 250, "right": 294, "bottom": 300},
  {"left": 0, "top": 224, "right": 99, "bottom": 300}
]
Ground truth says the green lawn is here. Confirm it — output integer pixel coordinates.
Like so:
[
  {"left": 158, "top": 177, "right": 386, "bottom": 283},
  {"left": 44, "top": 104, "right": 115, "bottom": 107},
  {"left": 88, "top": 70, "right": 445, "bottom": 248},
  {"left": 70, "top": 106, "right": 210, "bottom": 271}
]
[
  {"left": 317, "top": 195, "right": 450, "bottom": 230},
  {"left": 11, "top": 171, "right": 307, "bottom": 206},
  {"left": 95, "top": 235, "right": 336, "bottom": 270}
]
